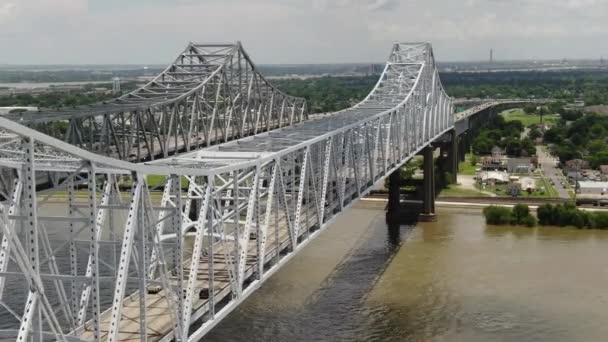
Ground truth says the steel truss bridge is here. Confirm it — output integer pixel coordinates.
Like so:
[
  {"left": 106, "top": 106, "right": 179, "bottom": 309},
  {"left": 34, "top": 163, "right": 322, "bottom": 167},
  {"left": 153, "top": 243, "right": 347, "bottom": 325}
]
[{"left": 0, "top": 41, "right": 507, "bottom": 341}]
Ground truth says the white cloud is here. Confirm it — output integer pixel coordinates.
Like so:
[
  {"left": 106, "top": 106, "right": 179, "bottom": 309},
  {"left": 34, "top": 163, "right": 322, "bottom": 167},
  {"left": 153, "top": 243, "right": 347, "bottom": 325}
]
[
  {"left": 0, "top": 1, "right": 15, "bottom": 24},
  {"left": 311, "top": 0, "right": 396, "bottom": 11}
]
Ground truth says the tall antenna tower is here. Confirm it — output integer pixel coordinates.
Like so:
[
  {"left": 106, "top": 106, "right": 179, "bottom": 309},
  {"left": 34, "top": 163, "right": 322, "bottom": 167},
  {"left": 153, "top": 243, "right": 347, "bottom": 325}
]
[{"left": 490, "top": 48, "right": 494, "bottom": 64}]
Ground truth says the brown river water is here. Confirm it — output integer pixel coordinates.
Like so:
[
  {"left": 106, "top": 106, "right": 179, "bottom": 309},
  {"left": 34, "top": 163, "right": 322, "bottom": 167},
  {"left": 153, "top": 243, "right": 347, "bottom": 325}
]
[
  {"left": 2, "top": 201, "right": 608, "bottom": 341},
  {"left": 205, "top": 203, "right": 608, "bottom": 342}
]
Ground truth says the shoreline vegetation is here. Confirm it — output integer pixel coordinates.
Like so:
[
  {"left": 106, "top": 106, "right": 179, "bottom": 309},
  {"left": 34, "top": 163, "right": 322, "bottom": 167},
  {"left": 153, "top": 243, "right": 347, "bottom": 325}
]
[
  {"left": 483, "top": 204, "right": 537, "bottom": 227},
  {"left": 483, "top": 203, "right": 608, "bottom": 230}
]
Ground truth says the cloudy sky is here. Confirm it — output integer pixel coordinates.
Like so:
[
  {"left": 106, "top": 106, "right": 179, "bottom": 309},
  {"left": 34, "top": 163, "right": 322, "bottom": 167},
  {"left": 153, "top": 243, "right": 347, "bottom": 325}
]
[{"left": 0, "top": 0, "right": 607, "bottom": 64}]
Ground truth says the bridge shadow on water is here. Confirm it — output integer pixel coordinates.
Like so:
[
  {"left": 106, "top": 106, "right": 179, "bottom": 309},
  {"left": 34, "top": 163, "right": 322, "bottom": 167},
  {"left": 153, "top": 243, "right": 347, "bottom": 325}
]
[{"left": 204, "top": 204, "right": 423, "bottom": 342}]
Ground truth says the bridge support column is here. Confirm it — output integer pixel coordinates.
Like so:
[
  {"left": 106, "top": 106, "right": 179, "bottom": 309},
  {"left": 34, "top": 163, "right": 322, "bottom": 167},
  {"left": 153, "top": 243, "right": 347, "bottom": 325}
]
[
  {"left": 420, "top": 145, "right": 437, "bottom": 222},
  {"left": 447, "top": 131, "right": 459, "bottom": 184},
  {"left": 458, "top": 134, "right": 467, "bottom": 162},
  {"left": 387, "top": 169, "right": 401, "bottom": 214}
]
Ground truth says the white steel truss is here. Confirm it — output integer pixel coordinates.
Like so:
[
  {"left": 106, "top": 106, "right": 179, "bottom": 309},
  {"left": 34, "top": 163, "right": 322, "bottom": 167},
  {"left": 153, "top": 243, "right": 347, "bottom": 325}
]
[
  {"left": 0, "top": 42, "right": 461, "bottom": 341},
  {"left": 0, "top": 42, "right": 307, "bottom": 197}
]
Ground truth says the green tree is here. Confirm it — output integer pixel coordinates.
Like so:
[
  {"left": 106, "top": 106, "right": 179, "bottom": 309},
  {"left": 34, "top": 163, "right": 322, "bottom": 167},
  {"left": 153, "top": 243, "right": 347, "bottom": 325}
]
[
  {"left": 523, "top": 104, "right": 537, "bottom": 114},
  {"left": 504, "top": 138, "right": 522, "bottom": 157},
  {"left": 512, "top": 204, "right": 530, "bottom": 224},
  {"left": 520, "top": 138, "right": 536, "bottom": 156},
  {"left": 537, "top": 204, "right": 556, "bottom": 225},
  {"left": 529, "top": 128, "right": 542, "bottom": 140},
  {"left": 543, "top": 128, "right": 563, "bottom": 143},
  {"left": 470, "top": 154, "right": 479, "bottom": 166},
  {"left": 472, "top": 136, "right": 493, "bottom": 155},
  {"left": 483, "top": 206, "right": 512, "bottom": 225}
]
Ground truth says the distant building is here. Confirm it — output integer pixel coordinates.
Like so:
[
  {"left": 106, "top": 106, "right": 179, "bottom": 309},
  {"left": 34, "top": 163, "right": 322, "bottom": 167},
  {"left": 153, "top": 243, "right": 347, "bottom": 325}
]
[
  {"left": 112, "top": 77, "right": 121, "bottom": 93},
  {"left": 481, "top": 146, "right": 507, "bottom": 171},
  {"left": 479, "top": 171, "right": 509, "bottom": 185},
  {"left": 564, "top": 159, "right": 589, "bottom": 172},
  {"left": 507, "top": 182, "right": 521, "bottom": 196},
  {"left": 507, "top": 158, "right": 534, "bottom": 174},
  {"left": 491, "top": 146, "right": 504, "bottom": 158},
  {"left": 600, "top": 165, "right": 608, "bottom": 175},
  {"left": 577, "top": 181, "right": 608, "bottom": 195},
  {"left": 567, "top": 171, "right": 584, "bottom": 184},
  {"left": 481, "top": 156, "right": 507, "bottom": 171},
  {"left": 520, "top": 177, "right": 536, "bottom": 191}
]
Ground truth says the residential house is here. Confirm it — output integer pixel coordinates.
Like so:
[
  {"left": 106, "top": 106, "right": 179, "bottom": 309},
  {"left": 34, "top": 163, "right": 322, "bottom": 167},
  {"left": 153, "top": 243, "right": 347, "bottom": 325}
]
[
  {"left": 520, "top": 177, "right": 536, "bottom": 192},
  {"left": 576, "top": 181, "right": 608, "bottom": 195},
  {"left": 479, "top": 171, "right": 509, "bottom": 185},
  {"left": 507, "top": 158, "right": 534, "bottom": 174},
  {"left": 564, "top": 159, "right": 589, "bottom": 172},
  {"left": 481, "top": 146, "right": 507, "bottom": 171},
  {"left": 491, "top": 146, "right": 504, "bottom": 159}
]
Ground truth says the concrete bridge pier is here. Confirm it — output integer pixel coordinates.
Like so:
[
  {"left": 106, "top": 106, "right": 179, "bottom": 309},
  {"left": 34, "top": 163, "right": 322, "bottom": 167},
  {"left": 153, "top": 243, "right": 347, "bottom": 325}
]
[
  {"left": 387, "top": 169, "right": 401, "bottom": 213},
  {"left": 458, "top": 133, "right": 468, "bottom": 162},
  {"left": 420, "top": 144, "right": 437, "bottom": 222},
  {"left": 439, "top": 130, "right": 459, "bottom": 185},
  {"left": 449, "top": 133, "right": 459, "bottom": 183}
]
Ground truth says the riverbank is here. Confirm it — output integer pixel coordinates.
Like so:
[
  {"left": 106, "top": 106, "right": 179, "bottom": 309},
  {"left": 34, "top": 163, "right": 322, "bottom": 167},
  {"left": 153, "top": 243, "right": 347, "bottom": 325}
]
[
  {"left": 362, "top": 195, "right": 608, "bottom": 213},
  {"left": 207, "top": 202, "right": 608, "bottom": 341}
]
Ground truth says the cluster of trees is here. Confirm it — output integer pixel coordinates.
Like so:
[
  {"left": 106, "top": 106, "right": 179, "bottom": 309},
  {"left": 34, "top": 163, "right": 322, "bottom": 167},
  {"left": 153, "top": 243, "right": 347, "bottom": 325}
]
[
  {"left": 544, "top": 112, "right": 608, "bottom": 167},
  {"left": 483, "top": 203, "right": 608, "bottom": 230},
  {"left": 441, "top": 70, "right": 608, "bottom": 105},
  {"left": 274, "top": 75, "right": 377, "bottom": 113},
  {"left": 274, "top": 70, "right": 608, "bottom": 115},
  {"left": 537, "top": 203, "right": 608, "bottom": 229},
  {"left": 0, "top": 92, "right": 115, "bottom": 109},
  {"left": 4, "top": 68, "right": 608, "bottom": 116},
  {"left": 0, "top": 69, "right": 162, "bottom": 83},
  {"left": 523, "top": 101, "right": 571, "bottom": 116},
  {"left": 471, "top": 116, "right": 536, "bottom": 157},
  {"left": 483, "top": 204, "right": 537, "bottom": 227}
]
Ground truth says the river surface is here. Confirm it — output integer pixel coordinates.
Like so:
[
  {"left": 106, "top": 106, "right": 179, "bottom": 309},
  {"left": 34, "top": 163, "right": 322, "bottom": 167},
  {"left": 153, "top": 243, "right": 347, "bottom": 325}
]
[
  {"left": 205, "top": 202, "right": 608, "bottom": 342},
  {"left": 2, "top": 201, "right": 608, "bottom": 341}
]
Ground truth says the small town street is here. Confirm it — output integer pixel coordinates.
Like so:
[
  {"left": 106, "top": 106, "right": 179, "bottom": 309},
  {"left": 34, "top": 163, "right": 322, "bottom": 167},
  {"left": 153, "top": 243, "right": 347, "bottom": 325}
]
[{"left": 536, "top": 145, "right": 571, "bottom": 199}]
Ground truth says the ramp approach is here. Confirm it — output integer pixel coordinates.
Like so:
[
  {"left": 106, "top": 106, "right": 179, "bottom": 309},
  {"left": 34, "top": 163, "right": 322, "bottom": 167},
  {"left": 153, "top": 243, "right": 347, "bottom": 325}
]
[{"left": 0, "top": 42, "right": 521, "bottom": 341}]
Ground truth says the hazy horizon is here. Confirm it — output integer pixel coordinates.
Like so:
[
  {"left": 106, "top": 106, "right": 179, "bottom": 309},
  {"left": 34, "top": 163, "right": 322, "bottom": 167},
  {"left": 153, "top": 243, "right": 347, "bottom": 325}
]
[
  {"left": 0, "top": 58, "right": 606, "bottom": 69},
  {"left": 1, "top": 0, "right": 608, "bottom": 65}
]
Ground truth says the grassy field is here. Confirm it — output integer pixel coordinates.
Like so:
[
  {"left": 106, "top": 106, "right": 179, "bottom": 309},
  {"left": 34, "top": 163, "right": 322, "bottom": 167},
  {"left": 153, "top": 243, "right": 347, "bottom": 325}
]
[
  {"left": 537, "top": 177, "right": 560, "bottom": 198},
  {"left": 458, "top": 153, "right": 478, "bottom": 175},
  {"left": 479, "top": 178, "right": 559, "bottom": 199},
  {"left": 439, "top": 185, "right": 490, "bottom": 197},
  {"left": 500, "top": 108, "right": 560, "bottom": 126}
]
